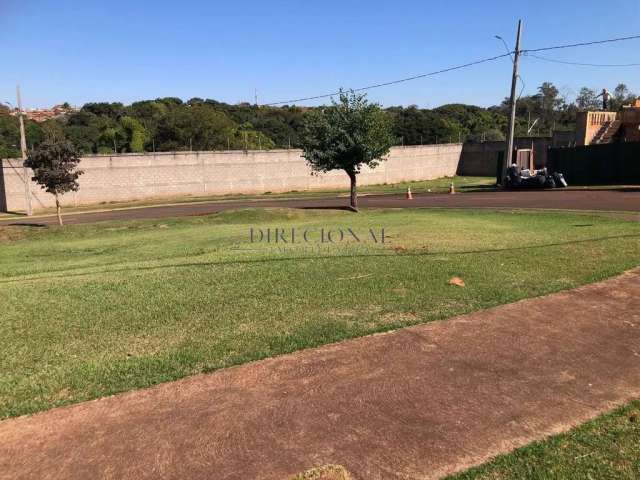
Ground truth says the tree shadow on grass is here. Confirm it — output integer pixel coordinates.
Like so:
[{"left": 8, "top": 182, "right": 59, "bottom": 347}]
[
  {"left": 300, "top": 206, "right": 356, "bottom": 212},
  {"left": 5, "top": 223, "right": 47, "bottom": 228}
]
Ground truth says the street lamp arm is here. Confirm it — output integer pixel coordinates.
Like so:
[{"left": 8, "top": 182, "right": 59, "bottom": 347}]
[{"left": 495, "top": 35, "right": 515, "bottom": 63}]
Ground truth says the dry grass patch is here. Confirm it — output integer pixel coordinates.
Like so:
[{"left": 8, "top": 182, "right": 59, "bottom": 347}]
[
  {"left": 0, "top": 226, "right": 28, "bottom": 243},
  {"left": 380, "top": 311, "right": 418, "bottom": 324},
  {"left": 288, "top": 464, "right": 352, "bottom": 480}
]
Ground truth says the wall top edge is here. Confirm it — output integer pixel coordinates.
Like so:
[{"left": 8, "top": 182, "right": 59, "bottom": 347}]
[{"left": 1, "top": 143, "right": 463, "bottom": 162}]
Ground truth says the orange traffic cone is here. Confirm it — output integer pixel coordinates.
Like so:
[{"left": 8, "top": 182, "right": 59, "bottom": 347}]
[
  {"left": 406, "top": 187, "right": 413, "bottom": 200},
  {"left": 449, "top": 182, "right": 456, "bottom": 194}
]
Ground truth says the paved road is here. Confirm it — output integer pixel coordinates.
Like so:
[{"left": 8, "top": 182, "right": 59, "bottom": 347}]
[
  {"left": 1, "top": 270, "right": 639, "bottom": 480},
  {"left": 2, "top": 189, "right": 639, "bottom": 226}
]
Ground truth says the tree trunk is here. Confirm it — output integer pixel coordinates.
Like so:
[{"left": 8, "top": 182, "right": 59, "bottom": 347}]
[
  {"left": 55, "top": 193, "right": 63, "bottom": 226},
  {"left": 347, "top": 170, "right": 358, "bottom": 212}
]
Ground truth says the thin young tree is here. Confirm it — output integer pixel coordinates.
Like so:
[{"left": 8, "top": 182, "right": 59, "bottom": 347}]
[
  {"left": 300, "top": 90, "right": 394, "bottom": 211},
  {"left": 25, "top": 140, "right": 83, "bottom": 225}
]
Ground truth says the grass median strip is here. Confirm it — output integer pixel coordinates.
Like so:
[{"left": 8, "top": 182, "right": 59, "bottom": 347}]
[{"left": 1, "top": 208, "right": 639, "bottom": 418}]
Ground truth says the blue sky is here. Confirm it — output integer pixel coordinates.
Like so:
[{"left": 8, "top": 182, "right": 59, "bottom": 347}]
[{"left": 1, "top": 0, "right": 639, "bottom": 109}]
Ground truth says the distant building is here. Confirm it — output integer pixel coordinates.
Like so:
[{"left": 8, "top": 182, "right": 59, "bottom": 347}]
[
  {"left": 9, "top": 104, "right": 74, "bottom": 123},
  {"left": 619, "top": 100, "right": 640, "bottom": 142},
  {"left": 576, "top": 100, "right": 640, "bottom": 146}
]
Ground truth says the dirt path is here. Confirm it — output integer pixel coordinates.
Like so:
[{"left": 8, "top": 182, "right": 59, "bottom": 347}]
[
  {"left": 2, "top": 189, "right": 639, "bottom": 225},
  {"left": 1, "top": 270, "right": 640, "bottom": 480}
]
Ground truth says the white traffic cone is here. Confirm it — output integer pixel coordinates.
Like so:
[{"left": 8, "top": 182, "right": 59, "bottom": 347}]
[{"left": 406, "top": 187, "right": 413, "bottom": 200}]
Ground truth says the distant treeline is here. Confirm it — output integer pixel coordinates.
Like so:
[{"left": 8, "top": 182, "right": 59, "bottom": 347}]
[{"left": 1, "top": 82, "right": 636, "bottom": 158}]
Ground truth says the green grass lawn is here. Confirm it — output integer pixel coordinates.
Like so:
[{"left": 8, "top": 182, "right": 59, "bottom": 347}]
[
  {"left": 1, "top": 207, "right": 639, "bottom": 418},
  {"left": 447, "top": 400, "right": 640, "bottom": 479}
]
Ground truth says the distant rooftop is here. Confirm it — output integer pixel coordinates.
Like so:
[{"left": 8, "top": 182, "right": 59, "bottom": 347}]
[{"left": 9, "top": 104, "right": 75, "bottom": 123}]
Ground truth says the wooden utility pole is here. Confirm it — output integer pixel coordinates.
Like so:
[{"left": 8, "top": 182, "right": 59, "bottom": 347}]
[
  {"left": 503, "top": 20, "right": 523, "bottom": 183},
  {"left": 16, "top": 85, "right": 32, "bottom": 216}
]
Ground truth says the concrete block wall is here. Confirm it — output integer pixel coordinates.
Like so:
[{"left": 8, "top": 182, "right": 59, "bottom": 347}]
[
  {"left": 457, "top": 138, "right": 553, "bottom": 177},
  {"left": 1, "top": 144, "right": 462, "bottom": 212}
]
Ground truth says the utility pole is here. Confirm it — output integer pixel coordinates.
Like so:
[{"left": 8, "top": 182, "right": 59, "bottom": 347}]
[
  {"left": 16, "top": 85, "right": 32, "bottom": 216},
  {"left": 503, "top": 19, "right": 523, "bottom": 183}
]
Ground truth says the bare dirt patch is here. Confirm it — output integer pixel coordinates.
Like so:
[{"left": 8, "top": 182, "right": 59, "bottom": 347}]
[{"left": 0, "top": 226, "right": 27, "bottom": 243}]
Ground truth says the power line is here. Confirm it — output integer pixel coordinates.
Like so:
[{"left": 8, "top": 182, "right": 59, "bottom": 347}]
[
  {"left": 521, "top": 34, "right": 640, "bottom": 53},
  {"left": 263, "top": 33, "right": 640, "bottom": 106},
  {"left": 525, "top": 52, "right": 640, "bottom": 67},
  {"left": 262, "top": 52, "right": 513, "bottom": 106}
]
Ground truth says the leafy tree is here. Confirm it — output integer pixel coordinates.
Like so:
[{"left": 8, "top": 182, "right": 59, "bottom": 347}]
[
  {"left": 434, "top": 104, "right": 506, "bottom": 140},
  {"left": 212, "top": 101, "right": 305, "bottom": 148},
  {"left": 63, "top": 110, "right": 100, "bottom": 153},
  {"left": 156, "top": 104, "right": 238, "bottom": 151},
  {"left": 82, "top": 102, "right": 125, "bottom": 118},
  {"left": 576, "top": 87, "right": 600, "bottom": 110},
  {"left": 499, "top": 81, "right": 573, "bottom": 136},
  {"left": 300, "top": 91, "right": 393, "bottom": 211},
  {"left": 611, "top": 83, "right": 637, "bottom": 110},
  {"left": 477, "top": 128, "right": 505, "bottom": 142},
  {"left": 538, "top": 83, "right": 563, "bottom": 110},
  {"left": 11, "top": 79, "right": 635, "bottom": 158},
  {"left": 614, "top": 84, "right": 629, "bottom": 103},
  {"left": 0, "top": 113, "right": 44, "bottom": 157},
  {"left": 155, "top": 97, "right": 183, "bottom": 107},
  {"left": 40, "top": 120, "right": 66, "bottom": 142},
  {"left": 234, "top": 122, "right": 276, "bottom": 150},
  {"left": 152, "top": 104, "right": 274, "bottom": 151},
  {"left": 128, "top": 100, "right": 168, "bottom": 150},
  {"left": 388, "top": 106, "right": 450, "bottom": 144},
  {"left": 0, "top": 112, "right": 21, "bottom": 158},
  {"left": 120, "top": 116, "right": 149, "bottom": 152},
  {"left": 534, "top": 82, "right": 565, "bottom": 133},
  {"left": 99, "top": 125, "right": 127, "bottom": 153},
  {"left": 24, "top": 120, "right": 44, "bottom": 150},
  {"left": 24, "top": 140, "right": 83, "bottom": 225}
]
